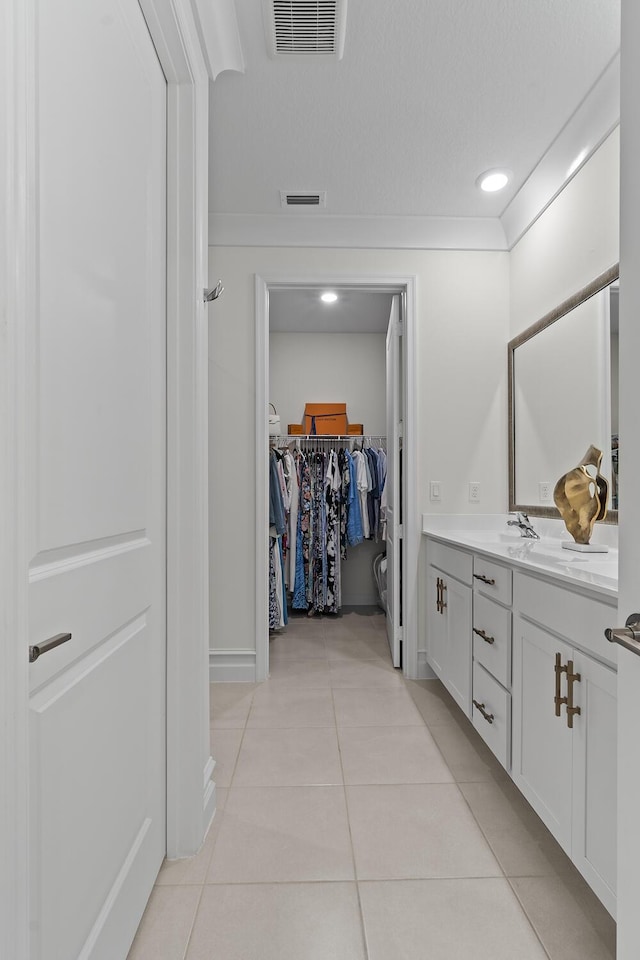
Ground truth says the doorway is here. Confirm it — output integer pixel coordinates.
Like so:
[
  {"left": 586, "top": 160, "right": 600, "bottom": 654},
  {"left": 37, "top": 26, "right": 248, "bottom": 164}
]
[{"left": 255, "top": 274, "right": 418, "bottom": 682}]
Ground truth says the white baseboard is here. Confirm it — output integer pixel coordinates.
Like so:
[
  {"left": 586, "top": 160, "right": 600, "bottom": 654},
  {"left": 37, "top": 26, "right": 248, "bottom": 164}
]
[
  {"left": 209, "top": 648, "right": 257, "bottom": 682},
  {"left": 417, "top": 651, "right": 437, "bottom": 680}
]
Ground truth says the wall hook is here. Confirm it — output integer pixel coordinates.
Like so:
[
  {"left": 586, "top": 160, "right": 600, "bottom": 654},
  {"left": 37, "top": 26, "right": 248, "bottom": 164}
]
[{"left": 204, "top": 280, "right": 224, "bottom": 302}]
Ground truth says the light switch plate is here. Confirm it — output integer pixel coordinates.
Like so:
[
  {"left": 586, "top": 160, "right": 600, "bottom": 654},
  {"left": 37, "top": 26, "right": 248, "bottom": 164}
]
[{"left": 430, "top": 480, "right": 441, "bottom": 501}]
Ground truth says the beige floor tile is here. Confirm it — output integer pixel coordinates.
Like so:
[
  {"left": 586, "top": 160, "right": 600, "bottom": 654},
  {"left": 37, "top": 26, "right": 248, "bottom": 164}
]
[
  {"left": 269, "top": 632, "right": 327, "bottom": 660},
  {"left": 347, "top": 783, "right": 501, "bottom": 879},
  {"left": 459, "top": 780, "right": 574, "bottom": 877},
  {"left": 360, "top": 879, "right": 548, "bottom": 960},
  {"left": 233, "top": 727, "right": 343, "bottom": 786},
  {"left": 266, "top": 656, "right": 331, "bottom": 687},
  {"left": 207, "top": 786, "right": 354, "bottom": 883},
  {"left": 209, "top": 683, "right": 256, "bottom": 729},
  {"left": 126, "top": 885, "right": 201, "bottom": 960},
  {"left": 338, "top": 725, "right": 454, "bottom": 784},
  {"left": 209, "top": 728, "right": 244, "bottom": 787},
  {"left": 333, "top": 686, "right": 423, "bottom": 726},
  {"left": 405, "top": 678, "right": 462, "bottom": 726},
  {"left": 510, "top": 876, "right": 616, "bottom": 960},
  {"left": 247, "top": 685, "right": 336, "bottom": 728},
  {"left": 324, "top": 636, "right": 391, "bottom": 662},
  {"left": 186, "top": 882, "right": 366, "bottom": 960},
  {"left": 156, "top": 790, "right": 228, "bottom": 886},
  {"left": 328, "top": 658, "right": 402, "bottom": 688},
  {"left": 428, "top": 716, "right": 510, "bottom": 782}
]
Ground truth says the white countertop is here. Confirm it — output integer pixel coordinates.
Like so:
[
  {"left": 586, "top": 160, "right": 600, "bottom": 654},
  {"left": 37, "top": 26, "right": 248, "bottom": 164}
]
[{"left": 422, "top": 514, "right": 618, "bottom": 601}]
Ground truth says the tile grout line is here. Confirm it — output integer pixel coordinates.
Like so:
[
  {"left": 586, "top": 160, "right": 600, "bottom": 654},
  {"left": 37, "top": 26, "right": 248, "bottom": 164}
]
[
  {"left": 329, "top": 628, "right": 372, "bottom": 960},
  {"left": 505, "top": 877, "right": 555, "bottom": 960}
]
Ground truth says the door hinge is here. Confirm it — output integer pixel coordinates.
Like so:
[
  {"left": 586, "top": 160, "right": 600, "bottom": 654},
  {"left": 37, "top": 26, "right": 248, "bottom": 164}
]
[
  {"left": 397, "top": 524, "right": 404, "bottom": 540},
  {"left": 397, "top": 318, "right": 404, "bottom": 335},
  {"left": 398, "top": 421, "right": 404, "bottom": 438}
]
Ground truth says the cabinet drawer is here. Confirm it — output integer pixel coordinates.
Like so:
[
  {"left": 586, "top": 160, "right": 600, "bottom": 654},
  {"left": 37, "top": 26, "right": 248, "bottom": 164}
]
[
  {"left": 472, "top": 661, "right": 511, "bottom": 770},
  {"left": 473, "top": 594, "right": 511, "bottom": 688},
  {"left": 429, "top": 540, "right": 473, "bottom": 585},
  {"left": 473, "top": 555, "right": 512, "bottom": 606}
]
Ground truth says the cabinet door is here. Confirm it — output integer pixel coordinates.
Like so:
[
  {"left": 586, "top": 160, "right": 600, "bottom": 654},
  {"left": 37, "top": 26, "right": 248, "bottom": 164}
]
[
  {"left": 572, "top": 651, "right": 617, "bottom": 917},
  {"left": 512, "top": 616, "right": 573, "bottom": 852},
  {"left": 444, "top": 575, "right": 472, "bottom": 717},
  {"left": 426, "top": 567, "right": 447, "bottom": 679}
]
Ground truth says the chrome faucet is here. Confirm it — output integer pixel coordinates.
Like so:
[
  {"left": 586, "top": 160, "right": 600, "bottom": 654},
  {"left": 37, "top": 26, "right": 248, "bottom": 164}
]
[{"left": 507, "top": 512, "right": 540, "bottom": 539}]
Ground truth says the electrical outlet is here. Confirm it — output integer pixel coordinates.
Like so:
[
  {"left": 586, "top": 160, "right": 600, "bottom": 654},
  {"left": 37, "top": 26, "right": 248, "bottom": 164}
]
[
  {"left": 469, "top": 481, "right": 480, "bottom": 503},
  {"left": 539, "top": 481, "right": 552, "bottom": 502},
  {"left": 430, "top": 480, "right": 441, "bottom": 501}
]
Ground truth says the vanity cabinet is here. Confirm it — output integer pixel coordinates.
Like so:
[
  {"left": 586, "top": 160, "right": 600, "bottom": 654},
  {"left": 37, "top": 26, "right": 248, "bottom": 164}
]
[
  {"left": 511, "top": 573, "right": 617, "bottom": 917},
  {"left": 470, "top": 556, "right": 513, "bottom": 769},
  {"left": 426, "top": 542, "right": 472, "bottom": 716}
]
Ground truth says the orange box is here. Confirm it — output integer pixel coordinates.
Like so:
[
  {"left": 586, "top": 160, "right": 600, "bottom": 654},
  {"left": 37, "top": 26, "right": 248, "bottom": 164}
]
[
  {"left": 287, "top": 424, "right": 303, "bottom": 435},
  {"left": 303, "top": 403, "right": 347, "bottom": 435},
  {"left": 347, "top": 423, "right": 364, "bottom": 435}
]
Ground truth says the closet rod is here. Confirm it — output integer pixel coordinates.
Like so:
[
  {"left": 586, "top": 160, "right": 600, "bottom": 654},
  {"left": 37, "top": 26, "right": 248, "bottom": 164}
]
[{"left": 271, "top": 434, "right": 387, "bottom": 441}]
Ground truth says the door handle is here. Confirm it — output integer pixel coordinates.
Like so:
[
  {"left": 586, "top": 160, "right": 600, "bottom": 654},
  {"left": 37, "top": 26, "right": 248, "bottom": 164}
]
[
  {"left": 605, "top": 613, "right": 640, "bottom": 657},
  {"left": 565, "top": 660, "right": 581, "bottom": 728},
  {"left": 29, "top": 632, "right": 72, "bottom": 663},
  {"left": 554, "top": 652, "right": 568, "bottom": 717},
  {"left": 473, "top": 627, "right": 495, "bottom": 645}
]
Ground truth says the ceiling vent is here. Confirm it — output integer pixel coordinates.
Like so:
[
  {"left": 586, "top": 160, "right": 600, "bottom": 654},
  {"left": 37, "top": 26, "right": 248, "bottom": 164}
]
[
  {"left": 264, "top": 1, "right": 348, "bottom": 61},
  {"left": 280, "top": 190, "right": 327, "bottom": 209}
]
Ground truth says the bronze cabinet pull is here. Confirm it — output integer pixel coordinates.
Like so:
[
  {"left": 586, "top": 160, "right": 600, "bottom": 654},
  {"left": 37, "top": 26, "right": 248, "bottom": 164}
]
[
  {"left": 29, "top": 632, "right": 72, "bottom": 664},
  {"left": 566, "top": 660, "right": 581, "bottom": 728},
  {"left": 473, "top": 574, "right": 496, "bottom": 586},
  {"left": 473, "top": 627, "right": 495, "bottom": 645},
  {"left": 473, "top": 699, "right": 495, "bottom": 724},
  {"left": 436, "top": 577, "right": 442, "bottom": 614},
  {"left": 554, "top": 652, "right": 568, "bottom": 717},
  {"left": 440, "top": 580, "right": 447, "bottom": 612}
]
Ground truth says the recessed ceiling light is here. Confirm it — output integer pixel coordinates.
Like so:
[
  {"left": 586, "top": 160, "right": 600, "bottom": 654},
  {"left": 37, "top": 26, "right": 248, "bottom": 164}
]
[
  {"left": 476, "top": 169, "right": 511, "bottom": 193},
  {"left": 321, "top": 291, "right": 338, "bottom": 303}
]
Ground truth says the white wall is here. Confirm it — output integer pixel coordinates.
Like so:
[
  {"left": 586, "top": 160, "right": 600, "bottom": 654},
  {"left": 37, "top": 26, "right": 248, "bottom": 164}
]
[
  {"left": 269, "top": 330, "right": 386, "bottom": 606},
  {"left": 208, "top": 246, "right": 510, "bottom": 662},
  {"left": 269, "top": 331, "right": 386, "bottom": 435},
  {"left": 510, "top": 128, "right": 620, "bottom": 338}
]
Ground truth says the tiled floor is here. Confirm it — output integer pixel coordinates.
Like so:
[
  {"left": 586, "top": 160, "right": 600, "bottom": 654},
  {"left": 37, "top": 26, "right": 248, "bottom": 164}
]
[{"left": 128, "top": 609, "right": 616, "bottom": 960}]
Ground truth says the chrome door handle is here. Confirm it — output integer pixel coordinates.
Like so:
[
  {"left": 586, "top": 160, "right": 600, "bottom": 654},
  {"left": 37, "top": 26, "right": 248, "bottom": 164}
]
[
  {"left": 29, "top": 632, "right": 72, "bottom": 663},
  {"left": 605, "top": 613, "right": 640, "bottom": 657}
]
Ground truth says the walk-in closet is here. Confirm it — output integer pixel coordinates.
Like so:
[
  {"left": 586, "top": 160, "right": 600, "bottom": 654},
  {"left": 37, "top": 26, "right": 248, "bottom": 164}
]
[{"left": 268, "top": 286, "right": 398, "bottom": 659}]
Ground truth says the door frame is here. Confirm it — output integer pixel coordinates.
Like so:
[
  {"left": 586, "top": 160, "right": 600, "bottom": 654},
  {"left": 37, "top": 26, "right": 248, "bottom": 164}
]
[
  {"left": 1, "top": 1, "right": 212, "bottom": 954},
  {"left": 255, "top": 273, "right": 418, "bottom": 681}
]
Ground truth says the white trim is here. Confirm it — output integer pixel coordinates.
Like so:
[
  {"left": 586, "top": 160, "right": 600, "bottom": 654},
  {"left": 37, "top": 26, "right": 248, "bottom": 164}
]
[
  {"left": 1, "top": 2, "right": 212, "bottom": 951},
  {"left": 255, "top": 273, "right": 419, "bottom": 682},
  {"left": 417, "top": 651, "right": 438, "bottom": 681},
  {"left": 212, "top": 213, "right": 507, "bottom": 251},
  {"left": 210, "top": 649, "right": 258, "bottom": 682},
  {"left": 501, "top": 54, "right": 620, "bottom": 249},
  {"left": 188, "top": 0, "right": 244, "bottom": 80},
  {"left": 138, "top": 0, "right": 214, "bottom": 859},
  {"left": 0, "top": 0, "right": 32, "bottom": 954}
]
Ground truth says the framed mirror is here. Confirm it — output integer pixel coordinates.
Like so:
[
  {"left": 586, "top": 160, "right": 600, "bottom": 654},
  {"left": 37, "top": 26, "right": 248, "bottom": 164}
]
[{"left": 508, "top": 263, "right": 619, "bottom": 522}]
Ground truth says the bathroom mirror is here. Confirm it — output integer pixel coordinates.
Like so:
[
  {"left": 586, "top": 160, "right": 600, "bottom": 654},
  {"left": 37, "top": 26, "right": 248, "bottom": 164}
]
[{"left": 508, "top": 264, "right": 619, "bottom": 522}]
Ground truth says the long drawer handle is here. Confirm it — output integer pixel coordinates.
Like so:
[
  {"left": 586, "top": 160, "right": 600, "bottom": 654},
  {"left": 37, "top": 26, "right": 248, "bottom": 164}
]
[
  {"left": 473, "top": 699, "right": 494, "bottom": 724},
  {"left": 566, "top": 660, "right": 581, "bottom": 729},
  {"left": 29, "top": 632, "right": 72, "bottom": 664},
  {"left": 554, "top": 652, "right": 568, "bottom": 717},
  {"left": 473, "top": 574, "right": 496, "bottom": 586},
  {"left": 473, "top": 627, "right": 495, "bottom": 645}
]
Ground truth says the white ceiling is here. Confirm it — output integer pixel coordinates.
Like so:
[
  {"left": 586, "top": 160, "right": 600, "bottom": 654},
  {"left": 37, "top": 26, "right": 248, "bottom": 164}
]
[
  {"left": 269, "top": 287, "right": 393, "bottom": 333},
  {"left": 209, "top": 0, "right": 620, "bottom": 224}
]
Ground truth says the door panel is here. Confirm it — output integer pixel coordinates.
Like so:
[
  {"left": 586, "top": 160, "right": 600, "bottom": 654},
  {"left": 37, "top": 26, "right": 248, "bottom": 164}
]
[
  {"left": 29, "top": 2, "right": 167, "bottom": 958},
  {"left": 385, "top": 295, "right": 401, "bottom": 667}
]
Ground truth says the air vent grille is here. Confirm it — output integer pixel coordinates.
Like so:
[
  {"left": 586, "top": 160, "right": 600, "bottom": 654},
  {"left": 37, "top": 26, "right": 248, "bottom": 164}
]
[
  {"left": 265, "top": 1, "right": 347, "bottom": 60},
  {"left": 280, "top": 190, "right": 327, "bottom": 208}
]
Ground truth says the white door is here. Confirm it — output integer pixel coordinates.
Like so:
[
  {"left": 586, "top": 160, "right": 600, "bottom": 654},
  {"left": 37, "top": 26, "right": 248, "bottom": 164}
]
[
  {"left": 28, "top": 3, "right": 167, "bottom": 958},
  {"left": 385, "top": 295, "right": 402, "bottom": 667},
  {"left": 617, "top": 4, "right": 640, "bottom": 954}
]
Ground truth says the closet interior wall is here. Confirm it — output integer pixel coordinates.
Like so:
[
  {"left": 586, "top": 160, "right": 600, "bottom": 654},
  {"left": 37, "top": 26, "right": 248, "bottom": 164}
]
[{"left": 269, "top": 322, "right": 387, "bottom": 608}]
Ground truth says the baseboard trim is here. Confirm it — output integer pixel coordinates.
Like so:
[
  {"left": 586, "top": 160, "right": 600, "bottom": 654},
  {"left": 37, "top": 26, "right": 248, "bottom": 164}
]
[
  {"left": 209, "top": 648, "right": 257, "bottom": 682},
  {"left": 417, "top": 651, "right": 437, "bottom": 680}
]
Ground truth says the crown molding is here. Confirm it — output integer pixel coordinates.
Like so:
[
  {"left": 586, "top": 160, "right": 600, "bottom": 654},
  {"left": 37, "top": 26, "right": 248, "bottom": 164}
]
[
  {"left": 501, "top": 53, "right": 620, "bottom": 250},
  {"left": 190, "top": 0, "right": 244, "bottom": 80},
  {"left": 208, "top": 212, "right": 507, "bottom": 251}
]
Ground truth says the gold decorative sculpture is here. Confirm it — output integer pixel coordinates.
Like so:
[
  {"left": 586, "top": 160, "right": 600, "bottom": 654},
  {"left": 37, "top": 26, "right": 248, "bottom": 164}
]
[{"left": 553, "top": 445, "right": 609, "bottom": 550}]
